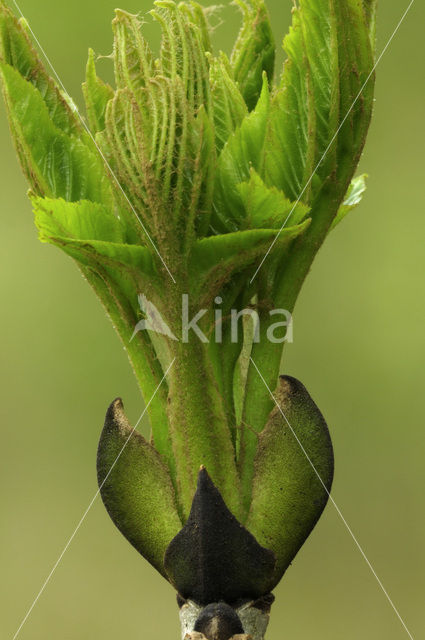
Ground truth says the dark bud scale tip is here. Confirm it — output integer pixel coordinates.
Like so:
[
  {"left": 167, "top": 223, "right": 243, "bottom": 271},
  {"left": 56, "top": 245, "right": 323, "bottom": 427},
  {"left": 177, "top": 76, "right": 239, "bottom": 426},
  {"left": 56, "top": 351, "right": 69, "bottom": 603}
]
[{"left": 164, "top": 467, "right": 276, "bottom": 605}]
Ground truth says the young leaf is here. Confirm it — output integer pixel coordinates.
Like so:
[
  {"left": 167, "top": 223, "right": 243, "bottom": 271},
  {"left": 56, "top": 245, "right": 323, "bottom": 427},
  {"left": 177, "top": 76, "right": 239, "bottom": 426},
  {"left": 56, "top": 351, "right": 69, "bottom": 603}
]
[
  {"left": 104, "top": 87, "right": 157, "bottom": 224},
  {"left": 0, "top": 63, "right": 111, "bottom": 203},
  {"left": 179, "top": 1, "right": 213, "bottom": 56},
  {"left": 98, "top": 398, "right": 182, "bottom": 577},
  {"left": 237, "top": 169, "right": 310, "bottom": 229},
  {"left": 186, "top": 105, "right": 216, "bottom": 242},
  {"left": 33, "top": 197, "right": 157, "bottom": 306},
  {"left": 230, "top": 0, "right": 275, "bottom": 111},
  {"left": 333, "top": 0, "right": 375, "bottom": 168},
  {"left": 264, "top": 1, "right": 338, "bottom": 204},
  {"left": 113, "top": 9, "right": 154, "bottom": 93},
  {"left": 54, "top": 237, "right": 156, "bottom": 298},
  {"left": 151, "top": 1, "right": 213, "bottom": 227},
  {"left": 82, "top": 49, "right": 113, "bottom": 134},
  {"left": 246, "top": 376, "right": 334, "bottom": 589},
  {"left": 33, "top": 196, "right": 124, "bottom": 243},
  {"left": 209, "top": 52, "right": 248, "bottom": 154},
  {"left": 0, "top": 3, "right": 81, "bottom": 136},
  {"left": 107, "top": 5, "right": 216, "bottom": 238},
  {"left": 152, "top": 1, "right": 211, "bottom": 114},
  {"left": 189, "top": 222, "right": 309, "bottom": 306},
  {"left": 212, "top": 74, "right": 270, "bottom": 233},
  {"left": 266, "top": 0, "right": 374, "bottom": 213}
]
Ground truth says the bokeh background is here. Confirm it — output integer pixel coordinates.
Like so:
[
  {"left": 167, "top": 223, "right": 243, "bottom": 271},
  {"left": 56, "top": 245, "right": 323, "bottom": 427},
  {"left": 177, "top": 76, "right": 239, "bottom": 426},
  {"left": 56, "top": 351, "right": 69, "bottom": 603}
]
[{"left": 0, "top": 1, "right": 424, "bottom": 638}]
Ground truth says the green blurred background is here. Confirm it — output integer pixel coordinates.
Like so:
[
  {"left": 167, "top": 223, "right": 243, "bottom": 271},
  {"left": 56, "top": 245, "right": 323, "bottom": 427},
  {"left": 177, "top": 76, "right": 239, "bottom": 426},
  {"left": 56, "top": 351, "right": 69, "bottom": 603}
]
[{"left": 0, "top": 1, "right": 423, "bottom": 638}]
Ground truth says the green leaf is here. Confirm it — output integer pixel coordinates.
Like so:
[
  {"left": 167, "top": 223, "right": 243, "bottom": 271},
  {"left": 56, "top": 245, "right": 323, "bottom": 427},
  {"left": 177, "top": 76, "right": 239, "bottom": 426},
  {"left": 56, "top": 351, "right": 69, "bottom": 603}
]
[
  {"left": 32, "top": 196, "right": 156, "bottom": 303},
  {"left": 189, "top": 222, "right": 310, "bottom": 305},
  {"left": 151, "top": 1, "right": 211, "bottom": 114},
  {"left": 97, "top": 398, "right": 182, "bottom": 577},
  {"left": 57, "top": 237, "right": 155, "bottom": 291},
  {"left": 0, "top": 5, "right": 115, "bottom": 207},
  {"left": 33, "top": 196, "right": 124, "bottom": 243},
  {"left": 212, "top": 74, "right": 270, "bottom": 233},
  {"left": 150, "top": 1, "right": 214, "bottom": 228},
  {"left": 113, "top": 9, "right": 154, "bottom": 93},
  {"left": 246, "top": 376, "right": 334, "bottom": 589},
  {"left": 104, "top": 87, "right": 157, "bottom": 223},
  {"left": 331, "top": 174, "right": 368, "bottom": 230},
  {"left": 106, "top": 4, "right": 216, "bottom": 237},
  {"left": 265, "top": 1, "right": 338, "bottom": 204},
  {"left": 104, "top": 81, "right": 214, "bottom": 242},
  {"left": 265, "top": 0, "right": 374, "bottom": 213},
  {"left": 82, "top": 49, "right": 113, "bottom": 134},
  {"left": 33, "top": 197, "right": 156, "bottom": 300},
  {"left": 237, "top": 169, "right": 310, "bottom": 229},
  {"left": 334, "top": 0, "right": 375, "bottom": 164},
  {"left": 209, "top": 52, "right": 248, "bottom": 154},
  {"left": 179, "top": 1, "right": 213, "bottom": 56},
  {"left": 186, "top": 105, "right": 216, "bottom": 241},
  {"left": 230, "top": 0, "right": 275, "bottom": 111},
  {"left": 0, "top": 4, "right": 81, "bottom": 136},
  {"left": 0, "top": 63, "right": 111, "bottom": 203}
]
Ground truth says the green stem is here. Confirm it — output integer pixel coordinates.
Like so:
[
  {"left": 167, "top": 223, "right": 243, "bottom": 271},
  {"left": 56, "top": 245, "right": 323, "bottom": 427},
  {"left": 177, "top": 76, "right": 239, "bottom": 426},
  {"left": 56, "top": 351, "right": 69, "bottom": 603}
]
[
  {"left": 208, "top": 322, "right": 243, "bottom": 446},
  {"left": 84, "top": 267, "right": 174, "bottom": 476},
  {"left": 239, "top": 181, "right": 345, "bottom": 513},
  {"left": 164, "top": 282, "right": 242, "bottom": 521}
]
